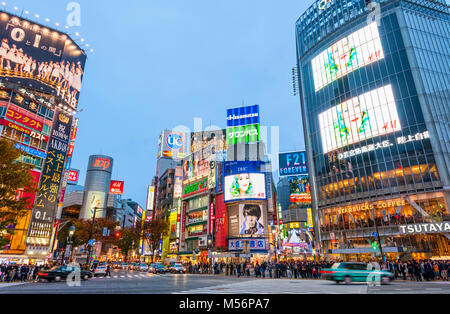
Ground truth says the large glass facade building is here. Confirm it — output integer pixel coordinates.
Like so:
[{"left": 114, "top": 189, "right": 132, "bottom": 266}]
[{"left": 296, "top": 0, "right": 449, "bottom": 260}]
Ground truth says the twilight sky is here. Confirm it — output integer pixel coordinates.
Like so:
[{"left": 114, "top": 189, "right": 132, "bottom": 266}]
[{"left": 10, "top": 0, "right": 313, "bottom": 207}]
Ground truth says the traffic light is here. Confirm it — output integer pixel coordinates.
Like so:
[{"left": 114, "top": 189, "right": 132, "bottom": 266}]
[
  {"left": 114, "top": 231, "right": 121, "bottom": 239},
  {"left": 371, "top": 240, "right": 378, "bottom": 251}
]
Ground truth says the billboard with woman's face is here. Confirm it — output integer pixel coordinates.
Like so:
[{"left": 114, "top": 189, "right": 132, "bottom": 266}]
[
  {"left": 239, "top": 204, "right": 265, "bottom": 236},
  {"left": 224, "top": 172, "right": 266, "bottom": 202}
]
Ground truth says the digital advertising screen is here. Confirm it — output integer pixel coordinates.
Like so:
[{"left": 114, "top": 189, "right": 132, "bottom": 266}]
[
  {"left": 239, "top": 204, "right": 265, "bottom": 236},
  {"left": 289, "top": 175, "right": 311, "bottom": 203},
  {"left": 318, "top": 84, "right": 401, "bottom": 153},
  {"left": 312, "top": 22, "right": 384, "bottom": 91},
  {"left": 190, "top": 129, "right": 227, "bottom": 155},
  {"left": 0, "top": 11, "right": 87, "bottom": 110},
  {"left": 224, "top": 172, "right": 266, "bottom": 202}
]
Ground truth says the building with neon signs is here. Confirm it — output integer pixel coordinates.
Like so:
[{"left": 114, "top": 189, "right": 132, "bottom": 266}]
[{"left": 296, "top": 0, "right": 449, "bottom": 260}]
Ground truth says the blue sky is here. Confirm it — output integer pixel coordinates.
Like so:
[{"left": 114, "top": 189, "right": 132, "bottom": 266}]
[{"left": 10, "top": 0, "right": 313, "bottom": 207}]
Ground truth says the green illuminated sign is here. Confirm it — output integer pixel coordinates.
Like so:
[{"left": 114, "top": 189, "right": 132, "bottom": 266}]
[
  {"left": 183, "top": 177, "right": 208, "bottom": 195},
  {"left": 226, "top": 123, "right": 260, "bottom": 145}
]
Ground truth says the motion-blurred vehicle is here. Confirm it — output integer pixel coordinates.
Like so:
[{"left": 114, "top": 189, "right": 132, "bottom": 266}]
[
  {"left": 138, "top": 263, "right": 149, "bottom": 272},
  {"left": 93, "top": 265, "right": 107, "bottom": 277},
  {"left": 37, "top": 265, "right": 92, "bottom": 282},
  {"left": 169, "top": 262, "right": 186, "bottom": 274},
  {"left": 120, "top": 263, "right": 128, "bottom": 270},
  {"left": 149, "top": 263, "right": 168, "bottom": 274},
  {"left": 320, "top": 262, "right": 393, "bottom": 284},
  {"left": 129, "top": 262, "right": 137, "bottom": 270}
]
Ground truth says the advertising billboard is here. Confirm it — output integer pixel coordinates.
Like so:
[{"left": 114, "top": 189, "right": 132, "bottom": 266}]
[
  {"left": 84, "top": 191, "right": 106, "bottom": 219},
  {"left": 226, "top": 105, "right": 260, "bottom": 127},
  {"left": 182, "top": 155, "right": 210, "bottom": 182},
  {"left": 190, "top": 129, "right": 227, "bottom": 155},
  {"left": 146, "top": 186, "right": 155, "bottom": 211},
  {"left": 312, "top": 22, "right": 384, "bottom": 91},
  {"left": 239, "top": 204, "right": 265, "bottom": 236},
  {"left": 174, "top": 166, "right": 183, "bottom": 198},
  {"left": 278, "top": 151, "right": 308, "bottom": 177},
  {"left": 0, "top": 12, "right": 87, "bottom": 109},
  {"left": 158, "top": 130, "right": 186, "bottom": 160},
  {"left": 214, "top": 194, "right": 227, "bottom": 248},
  {"left": 109, "top": 180, "right": 124, "bottom": 195},
  {"left": 5, "top": 105, "right": 45, "bottom": 132},
  {"left": 67, "top": 169, "right": 79, "bottom": 185},
  {"left": 226, "top": 123, "right": 260, "bottom": 145},
  {"left": 224, "top": 173, "right": 266, "bottom": 202},
  {"left": 27, "top": 108, "right": 72, "bottom": 246},
  {"left": 224, "top": 160, "right": 265, "bottom": 176},
  {"left": 289, "top": 175, "right": 311, "bottom": 203},
  {"left": 318, "top": 84, "right": 401, "bottom": 153}
]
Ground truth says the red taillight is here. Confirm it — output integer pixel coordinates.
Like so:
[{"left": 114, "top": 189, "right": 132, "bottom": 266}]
[
  {"left": 320, "top": 270, "right": 335, "bottom": 274},
  {"left": 37, "top": 273, "right": 48, "bottom": 276}
]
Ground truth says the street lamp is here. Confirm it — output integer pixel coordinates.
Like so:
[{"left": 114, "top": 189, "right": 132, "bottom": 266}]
[
  {"left": 68, "top": 225, "right": 75, "bottom": 262},
  {"left": 86, "top": 206, "right": 107, "bottom": 265},
  {"left": 207, "top": 235, "right": 213, "bottom": 274}
]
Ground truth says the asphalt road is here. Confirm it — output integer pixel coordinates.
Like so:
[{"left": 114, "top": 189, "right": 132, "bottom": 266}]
[{"left": 0, "top": 269, "right": 448, "bottom": 294}]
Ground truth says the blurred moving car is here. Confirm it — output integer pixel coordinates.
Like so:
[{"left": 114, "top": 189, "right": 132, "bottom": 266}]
[
  {"left": 169, "top": 262, "right": 186, "bottom": 274},
  {"left": 138, "top": 263, "right": 149, "bottom": 272},
  {"left": 149, "top": 263, "right": 168, "bottom": 274},
  {"left": 37, "top": 265, "right": 93, "bottom": 282},
  {"left": 120, "top": 263, "right": 128, "bottom": 270},
  {"left": 93, "top": 265, "right": 107, "bottom": 277},
  {"left": 320, "top": 262, "right": 393, "bottom": 284}
]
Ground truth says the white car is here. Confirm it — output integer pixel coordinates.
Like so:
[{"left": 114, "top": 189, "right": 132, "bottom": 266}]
[
  {"left": 138, "top": 264, "right": 149, "bottom": 272},
  {"left": 93, "top": 266, "right": 107, "bottom": 277}
]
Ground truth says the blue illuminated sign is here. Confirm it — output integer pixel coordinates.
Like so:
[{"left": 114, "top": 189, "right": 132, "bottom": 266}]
[
  {"left": 279, "top": 151, "right": 308, "bottom": 177},
  {"left": 14, "top": 143, "right": 47, "bottom": 159},
  {"left": 226, "top": 105, "right": 260, "bottom": 127}
]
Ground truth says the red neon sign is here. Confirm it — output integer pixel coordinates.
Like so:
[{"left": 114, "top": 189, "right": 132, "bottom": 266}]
[{"left": 92, "top": 157, "right": 111, "bottom": 170}]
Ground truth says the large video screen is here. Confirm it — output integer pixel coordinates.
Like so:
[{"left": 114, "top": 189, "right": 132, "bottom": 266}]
[
  {"left": 312, "top": 22, "right": 384, "bottom": 91},
  {"left": 239, "top": 204, "right": 265, "bottom": 236},
  {"left": 318, "top": 84, "right": 401, "bottom": 153},
  {"left": 224, "top": 173, "right": 266, "bottom": 202},
  {"left": 0, "top": 12, "right": 87, "bottom": 110},
  {"left": 289, "top": 175, "right": 311, "bottom": 203}
]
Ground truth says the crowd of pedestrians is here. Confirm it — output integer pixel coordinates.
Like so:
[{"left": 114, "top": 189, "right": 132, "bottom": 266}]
[
  {"left": 184, "top": 259, "right": 449, "bottom": 281},
  {"left": 0, "top": 263, "right": 54, "bottom": 283}
]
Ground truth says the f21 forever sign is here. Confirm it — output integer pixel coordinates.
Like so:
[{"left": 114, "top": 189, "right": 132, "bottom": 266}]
[{"left": 26, "top": 108, "right": 72, "bottom": 246}]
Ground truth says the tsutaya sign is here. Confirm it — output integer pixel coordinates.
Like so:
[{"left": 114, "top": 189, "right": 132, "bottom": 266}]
[{"left": 399, "top": 222, "right": 450, "bottom": 235}]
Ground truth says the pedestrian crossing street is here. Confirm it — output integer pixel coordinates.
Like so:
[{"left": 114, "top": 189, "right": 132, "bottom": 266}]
[
  {"left": 174, "top": 279, "right": 368, "bottom": 294},
  {"left": 93, "top": 272, "right": 187, "bottom": 280}
]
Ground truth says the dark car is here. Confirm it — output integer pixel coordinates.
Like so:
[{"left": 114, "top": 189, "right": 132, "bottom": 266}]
[
  {"left": 37, "top": 265, "right": 93, "bottom": 282},
  {"left": 149, "top": 263, "right": 169, "bottom": 274}
]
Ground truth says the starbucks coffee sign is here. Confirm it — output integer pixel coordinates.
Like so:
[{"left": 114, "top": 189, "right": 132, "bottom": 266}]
[{"left": 399, "top": 222, "right": 450, "bottom": 235}]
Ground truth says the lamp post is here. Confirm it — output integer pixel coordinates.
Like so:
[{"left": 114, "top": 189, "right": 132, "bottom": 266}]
[
  {"left": 86, "top": 206, "right": 106, "bottom": 266},
  {"left": 68, "top": 225, "right": 75, "bottom": 263}
]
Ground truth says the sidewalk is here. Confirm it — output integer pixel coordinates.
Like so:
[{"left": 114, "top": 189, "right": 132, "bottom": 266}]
[{"left": 0, "top": 282, "right": 27, "bottom": 288}]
